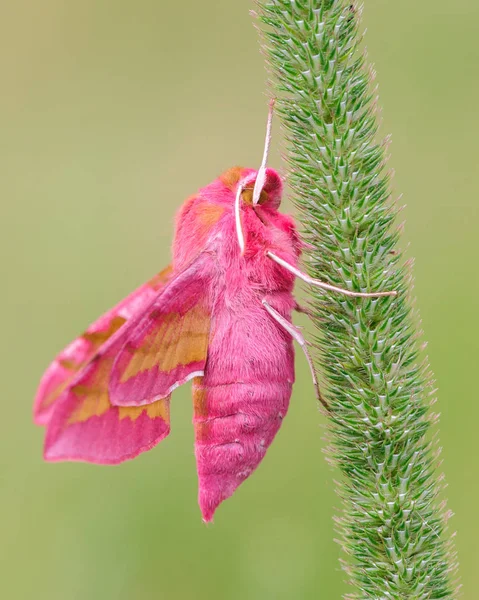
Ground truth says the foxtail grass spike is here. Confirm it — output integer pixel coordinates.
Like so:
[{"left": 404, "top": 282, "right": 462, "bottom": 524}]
[{"left": 255, "top": 1, "right": 459, "bottom": 597}]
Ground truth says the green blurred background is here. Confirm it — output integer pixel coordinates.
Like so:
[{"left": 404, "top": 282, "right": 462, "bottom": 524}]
[{"left": 2, "top": 1, "right": 477, "bottom": 598}]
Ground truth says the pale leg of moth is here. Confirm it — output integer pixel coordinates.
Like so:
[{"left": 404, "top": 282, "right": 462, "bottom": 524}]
[
  {"left": 267, "top": 251, "right": 397, "bottom": 298},
  {"left": 294, "top": 302, "right": 314, "bottom": 318},
  {"left": 262, "top": 299, "right": 329, "bottom": 411},
  {"left": 295, "top": 302, "right": 337, "bottom": 316}
]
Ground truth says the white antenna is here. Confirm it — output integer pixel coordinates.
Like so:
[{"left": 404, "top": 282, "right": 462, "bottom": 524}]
[
  {"left": 235, "top": 181, "right": 246, "bottom": 254},
  {"left": 253, "top": 99, "right": 275, "bottom": 206}
]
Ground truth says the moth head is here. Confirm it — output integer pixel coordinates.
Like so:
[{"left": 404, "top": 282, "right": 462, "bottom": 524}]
[
  {"left": 220, "top": 166, "right": 283, "bottom": 210},
  {"left": 221, "top": 166, "right": 284, "bottom": 255}
]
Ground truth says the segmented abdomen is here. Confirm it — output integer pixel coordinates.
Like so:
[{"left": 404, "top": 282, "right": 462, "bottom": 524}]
[{"left": 193, "top": 299, "right": 294, "bottom": 522}]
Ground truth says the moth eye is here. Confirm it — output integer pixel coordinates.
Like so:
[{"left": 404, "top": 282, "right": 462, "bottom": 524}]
[
  {"left": 241, "top": 188, "right": 254, "bottom": 205},
  {"left": 241, "top": 188, "right": 268, "bottom": 205},
  {"left": 257, "top": 190, "right": 268, "bottom": 204}
]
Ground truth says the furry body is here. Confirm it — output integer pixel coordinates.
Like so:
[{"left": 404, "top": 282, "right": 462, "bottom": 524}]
[{"left": 182, "top": 169, "right": 301, "bottom": 520}]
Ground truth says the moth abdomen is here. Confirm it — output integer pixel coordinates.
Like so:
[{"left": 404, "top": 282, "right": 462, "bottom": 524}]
[{"left": 192, "top": 378, "right": 292, "bottom": 521}]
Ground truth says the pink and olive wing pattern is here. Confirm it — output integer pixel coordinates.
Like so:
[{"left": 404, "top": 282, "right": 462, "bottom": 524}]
[
  {"left": 34, "top": 266, "right": 173, "bottom": 425},
  {"left": 44, "top": 355, "right": 170, "bottom": 464},
  {"left": 42, "top": 254, "right": 214, "bottom": 463},
  {"left": 108, "top": 256, "right": 213, "bottom": 407}
]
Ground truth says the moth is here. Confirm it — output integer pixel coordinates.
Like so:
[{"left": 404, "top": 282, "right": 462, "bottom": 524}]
[{"left": 34, "top": 102, "right": 396, "bottom": 521}]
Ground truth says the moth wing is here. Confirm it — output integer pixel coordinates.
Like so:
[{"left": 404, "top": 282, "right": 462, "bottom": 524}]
[
  {"left": 34, "top": 266, "right": 173, "bottom": 426},
  {"left": 108, "top": 255, "right": 213, "bottom": 407},
  {"left": 42, "top": 253, "right": 214, "bottom": 464},
  {"left": 43, "top": 354, "right": 171, "bottom": 464}
]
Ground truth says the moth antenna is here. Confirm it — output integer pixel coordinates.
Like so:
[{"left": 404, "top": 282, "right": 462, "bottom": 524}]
[
  {"left": 235, "top": 181, "right": 246, "bottom": 254},
  {"left": 253, "top": 98, "right": 275, "bottom": 206},
  {"left": 262, "top": 299, "right": 329, "bottom": 411},
  {"left": 267, "top": 252, "right": 398, "bottom": 298}
]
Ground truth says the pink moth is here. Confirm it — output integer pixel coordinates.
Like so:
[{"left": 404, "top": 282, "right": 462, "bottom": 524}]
[{"left": 34, "top": 102, "right": 395, "bottom": 521}]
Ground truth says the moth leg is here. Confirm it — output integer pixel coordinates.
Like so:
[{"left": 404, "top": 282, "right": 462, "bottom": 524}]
[
  {"left": 295, "top": 301, "right": 338, "bottom": 316},
  {"left": 262, "top": 299, "right": 330, "bottom": 412},
  {"left": 267, "top": 251, "right": 397, "bottom": 298},
  {"left": 294, "top": 302, "right": 314, "bottom": 318},
  {"left": 253, "top": 98, "right": 275, "bottom": 206}
]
